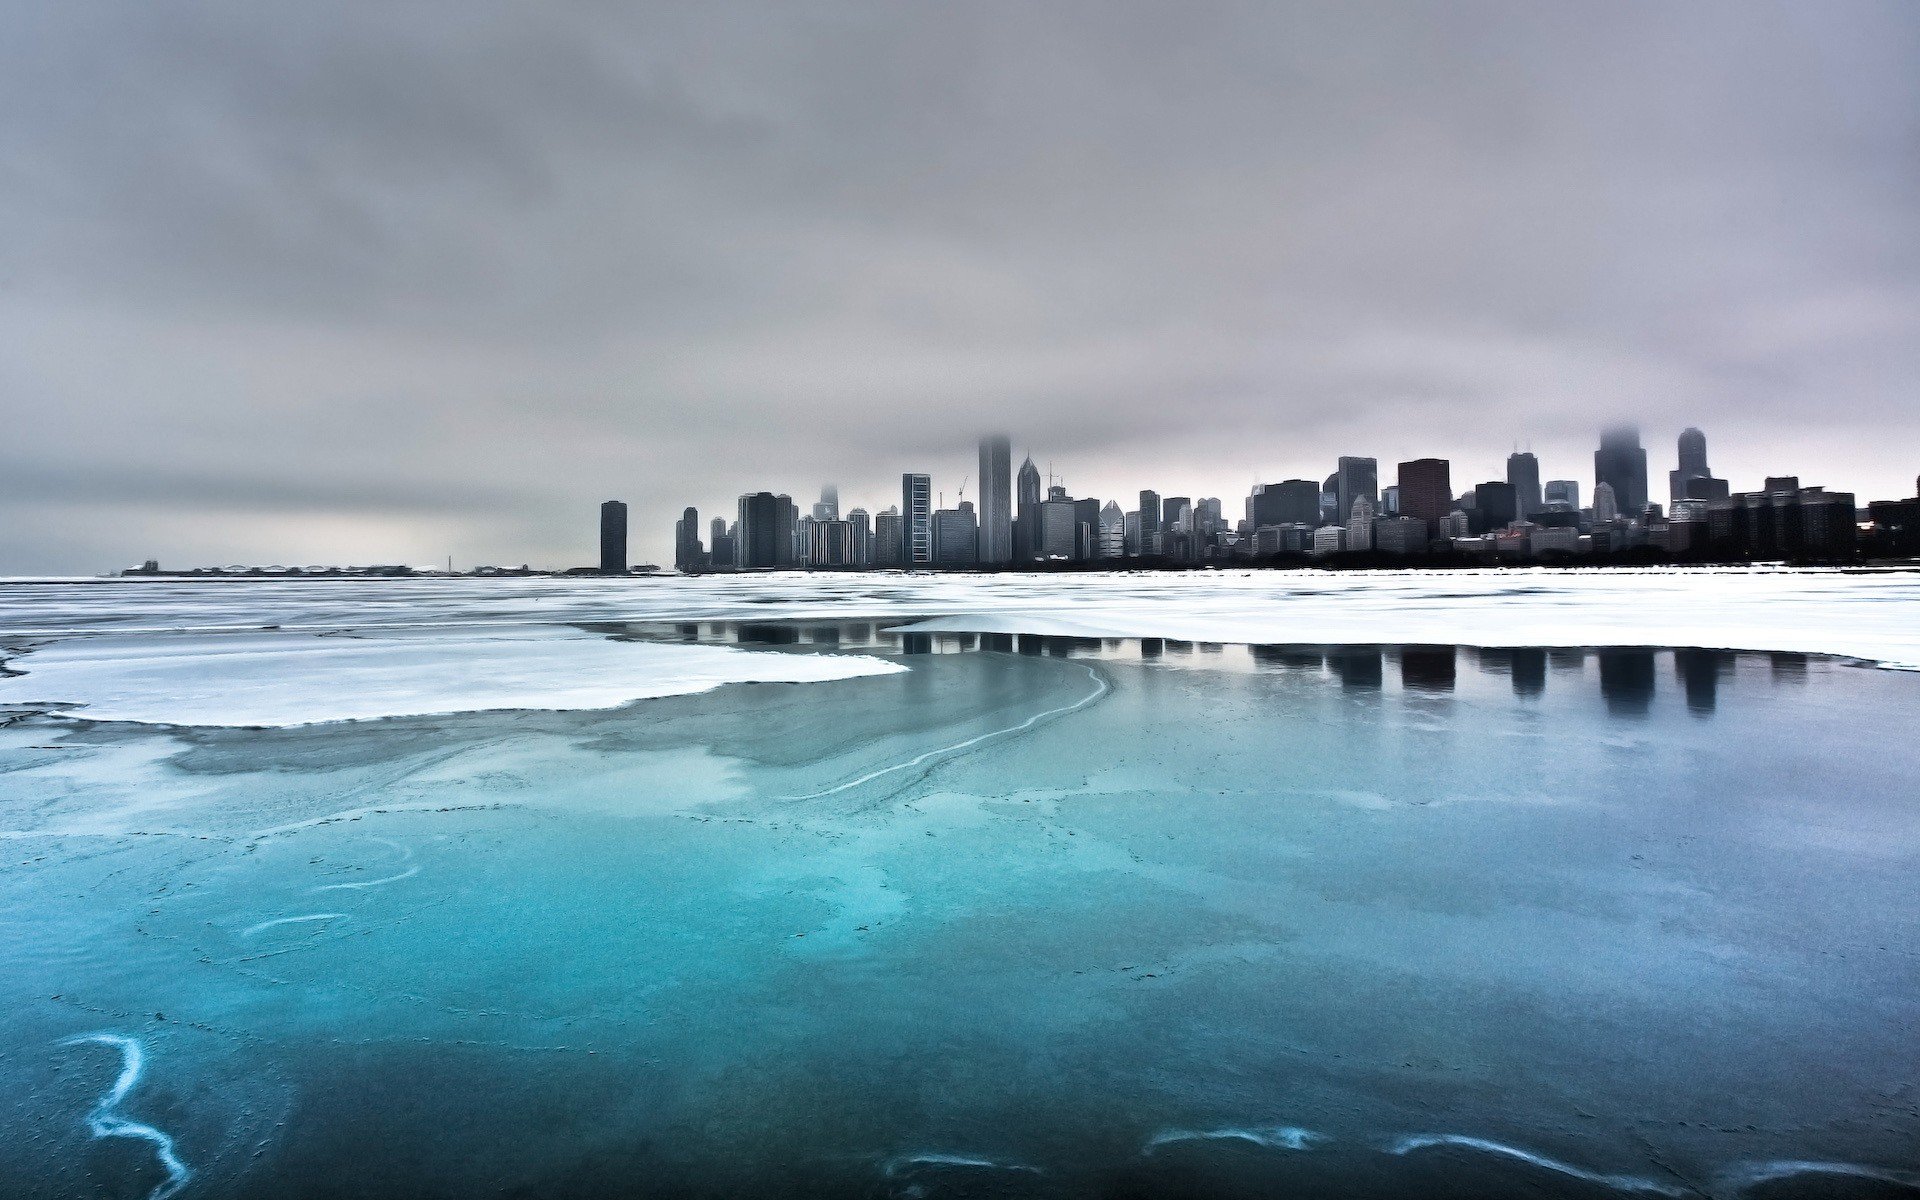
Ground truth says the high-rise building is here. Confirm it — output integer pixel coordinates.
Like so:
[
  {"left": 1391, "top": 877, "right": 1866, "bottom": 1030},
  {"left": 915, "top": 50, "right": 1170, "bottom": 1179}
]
[
  {"left": 1336, "top": 457, "right": 1378, "bottom": 524},
  {"left": 1595, "top": 427, "right": 1649, "bottom": 518},
  {"left": 1592, "top": 482, "right": 1620, "bottom": 523},
  {"left": 599, "top": 500, "right": 628, "bottom": 574},
  {"left": 1396, "top": 459, "right": 1452, "bottom": 532},
  {"left": 1347, "top": 495, "right": 1375, "bottom": 551},
  {"left": 810, "top": 520, "right": 854, "bottom": 567},
  {"left": 1544, "top": 479, "right": 1580, "bottom": 510},
  {"left": 1016, "top": 457, "right": 1042, "bottom": 561},
  {"left": 674, "top": 506, "right": 703, "bottom": 572},
  {"left": 847, "top": 508, "right": 872, "bottom": 567},
  {"left": 1039, "top": 489, "right": 1079, "bottom": 559},
  {"left": 978, "top": 435, "right": 1013, "bottom": 564},
  {"left": 1668, "top": 427, "right": 1729, "bottom": 504},
  {"left": 1474, "top": 481, "right": 1519, "bottom": 531},
  {"left": 874, "top": 507, "right": 903, "bottom": 567},
  {"left": 1161, "top": 496, "right": 1191, "bottom": 532},
  {"left": 813, "top": 485, "right": 839, "bottom": 522},
  {"left": 733, "top": 492, "right": 795, "bottom": 570},
  {"left": 1381, "top": 485, "right": 1399, "bottom": 515},
  {"left": 901, "top": 473, "right": 933, "bottom": 565},
  {"left": 933, "top": 501, "right": 979, "bottom": 565},
  {"left": 1098, "top": 501, "right": 1125, "bottom": 558},
  {"left": 1250, "top": 479, "right": 1322, "bottom": 528},
  {"left": 1507, "top": 452, "right": 1542, "bottom": 518},
  {"left": 1138, "top": 490, "right": 1161, "bottom": 541}
]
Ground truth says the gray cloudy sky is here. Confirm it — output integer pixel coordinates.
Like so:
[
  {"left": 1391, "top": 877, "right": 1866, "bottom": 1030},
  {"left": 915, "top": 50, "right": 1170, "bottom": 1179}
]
[{"left": 4, "top": 0, "right": 1917, "bottom": 571}]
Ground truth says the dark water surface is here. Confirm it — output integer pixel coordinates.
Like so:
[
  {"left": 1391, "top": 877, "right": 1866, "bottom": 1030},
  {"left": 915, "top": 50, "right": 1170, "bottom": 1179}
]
[{"left": 3, "top": 626, "right": 1917, "bottom": 1198}]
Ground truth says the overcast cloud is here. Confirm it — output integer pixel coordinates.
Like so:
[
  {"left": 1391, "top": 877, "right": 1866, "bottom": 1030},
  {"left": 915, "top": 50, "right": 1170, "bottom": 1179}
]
[{"left": 3, "top": 0, "right": 1916, "bottom": 571}]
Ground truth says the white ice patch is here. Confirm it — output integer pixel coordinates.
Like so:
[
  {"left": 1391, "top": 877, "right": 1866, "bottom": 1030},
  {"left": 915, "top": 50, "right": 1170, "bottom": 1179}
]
[
  {"left": 5, "top": 569, "right": 1915, "bottom": 668},
  {"left": 0, "top": 628, "right": 905, "bottom": 727}
]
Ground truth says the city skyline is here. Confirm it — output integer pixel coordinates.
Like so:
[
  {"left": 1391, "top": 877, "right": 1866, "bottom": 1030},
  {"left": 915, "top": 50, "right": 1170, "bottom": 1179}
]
[{"left": 5, "top": 3, "right": 1919, "bottom": 574}]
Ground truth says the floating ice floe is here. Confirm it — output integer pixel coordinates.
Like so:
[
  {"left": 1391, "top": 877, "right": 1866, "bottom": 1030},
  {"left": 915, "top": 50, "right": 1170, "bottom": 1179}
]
[{"left": 0, "top": 627, "right": 905, "bottom": 727}]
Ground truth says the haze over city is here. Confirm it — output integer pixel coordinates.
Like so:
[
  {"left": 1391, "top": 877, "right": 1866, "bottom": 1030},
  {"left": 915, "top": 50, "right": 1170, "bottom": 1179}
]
[{"left": 5, "top": 1, "right": 1918, "bottom": 573}]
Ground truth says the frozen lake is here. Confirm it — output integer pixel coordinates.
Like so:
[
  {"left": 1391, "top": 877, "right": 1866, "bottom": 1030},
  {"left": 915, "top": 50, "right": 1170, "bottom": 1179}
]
[{"left": 2, "top": 575, "right": 1918, "bottom": 1199}]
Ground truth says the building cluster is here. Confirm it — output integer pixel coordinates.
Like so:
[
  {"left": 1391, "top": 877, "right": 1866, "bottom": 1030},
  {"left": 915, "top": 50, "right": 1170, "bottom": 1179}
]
[{"left": 638, "top": 427, "right": 1911, "bottom": 573}]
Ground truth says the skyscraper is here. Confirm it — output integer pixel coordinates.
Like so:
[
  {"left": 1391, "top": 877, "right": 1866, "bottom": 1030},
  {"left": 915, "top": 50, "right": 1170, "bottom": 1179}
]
[
  {"left": 599, "top": 500, "right": 628, "bottom": 574},
  {"left": 1347, "top": 495, "right": 1375, "bottom": 551},
  {"left": 674, "top": 506, "right": 702, "bottom": 572},
  {"left": 1668, "top": 427, "right": 1729, "bottom": 503},
  {"left": 1336, "top": 457, "right": 1379, "bottom": 524},
  {"left": 1474, "top": 481, "right": 1519, "bottom": 531},
  {"left": 847, "top": 508, "right": 872, "bottom": 566},
  {"left": 1138, "top": 489, "right": 1161, "bottom": 540},
  {"left": 978, "top": 435, "right": 1013, "bottom": 564},
  {"left": 1593, "top": 482, "right": 1620, "bottom": 523},
  {"left": 813, "top": 485, "right": 839, "bottom": 522},
  {"left": 1098, "top": 501, "right": 1125, "bottom": 558},
  {"left": 1507, "top": 451, "right": 1542, "bottom": 518},
  {"left": 902, "top": 473, "right": 933, "bottom": 565},
  {"left": 1016, "top": 457, "right": 1042, "bottom": 561},
  {"left": 933, "top": 500, "right": 978, "bottom": 565},
  {"left": 735, "top": 492, "right": 790, "bottom": 570},
  {"left": 1595, "top": 427, "right": 1649, "bottom": 518},
  {"left": 1396, "top": 459, "right": 1452, "bottom": 532},
  {"left": 1250, "top": 479, "right": 1322, "bottom": 528},
  {"left": 1544, "top": 479, "right": 1580, "bottom": 510}
]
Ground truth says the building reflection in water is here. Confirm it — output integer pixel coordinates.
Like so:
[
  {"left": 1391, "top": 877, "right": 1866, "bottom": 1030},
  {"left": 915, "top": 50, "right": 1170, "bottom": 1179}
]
[
  {"left": 1598, "top": 648, "right": 1657, "bottom": 715},
  {"left": 626, "top": 620, "right": 1819, "bottom": 719},
  {"left": 1330, "top": 647, "right": 1384, "bottom": 690},
  {"left": 1399, "top": 645, "right": 1456, "bottom": 692},
  {"left": 1674, "top": 648, "right": 1737, "bottom": 715}
]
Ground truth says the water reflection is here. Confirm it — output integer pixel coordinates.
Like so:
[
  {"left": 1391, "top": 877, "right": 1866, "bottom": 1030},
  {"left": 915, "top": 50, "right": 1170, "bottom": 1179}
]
[
  {"left": 1597, "top": 649, "right": 1657, "bottom": 715},
  {"left": 623, "top": 620, "right": 1833, "bottom": 717},
  {"left": 1399, "top": 645, "right": 1456, "bottom": 693}
]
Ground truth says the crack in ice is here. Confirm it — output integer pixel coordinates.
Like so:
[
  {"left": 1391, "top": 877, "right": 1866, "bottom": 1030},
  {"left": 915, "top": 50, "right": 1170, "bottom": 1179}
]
[
  {"left": 241, "top": 912, "right": 345, "bottom": 938},
  {"left": 62, "top": 1033, "right": 190, "bottom": 1200},
  {"left": 1145, "top": 1125, "right": 1327, "bottom": 1154},
  {"left": 1387, "top": 1134, "right": 1688, "bottom": 1196},
  {"left": 781, "top": 663, "right": 1109, "bottom": 801}
]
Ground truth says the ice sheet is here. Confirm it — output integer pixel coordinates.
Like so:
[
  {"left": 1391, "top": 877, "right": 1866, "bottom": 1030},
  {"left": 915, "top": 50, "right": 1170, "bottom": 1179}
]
[
  {"left": 0, "top": 628, "right": 904, "bottom": 726},
  {"left": 6, "top": 568, "right": 1918, "bottom": 668}
]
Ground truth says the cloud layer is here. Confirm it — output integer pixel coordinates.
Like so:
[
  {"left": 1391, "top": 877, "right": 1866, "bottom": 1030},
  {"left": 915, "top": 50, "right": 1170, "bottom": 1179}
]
[{"left": 4, "top": 1, "right": 1916, "bottom": 570}]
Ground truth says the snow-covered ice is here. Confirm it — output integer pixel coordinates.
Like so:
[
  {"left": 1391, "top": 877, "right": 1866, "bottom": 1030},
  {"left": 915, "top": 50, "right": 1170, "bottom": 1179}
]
[{"left": 0, "top": 626, "right": 904, "bottom": 726}]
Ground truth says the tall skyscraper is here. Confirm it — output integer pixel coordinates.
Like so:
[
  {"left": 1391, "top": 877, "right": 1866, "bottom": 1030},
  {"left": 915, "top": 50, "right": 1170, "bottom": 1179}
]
[
  {"left": 874, "top": 507, "right": 903, "bottom": 567},
  {"left": 1595, "top": 427, "right": 1650, "bottom": 518},
  {"left": 1544, "top": 479, "right": 1580, "bottom": 509},
  {"left": 734, "top": 492, "right": 796, "bottom": 569},
  {"left": 1396, "top": 459, "right": 1452, "bottom": 532},
  {"left": 847, "top": 508, "right": 872, "bottom": 566},
  {"left": 1016, "top": 457, "right": 1042, "bottom": 561},
  {"left": 977, "top": 435, "right": 1013, "bottom": 564},
  {"left": 1347, "top": 495, "right": 1375, "bottom": 551},
  {"left": 1669, "top": 427, "right": 1729, "bottom": 503},
  {"left": 599, "top": 500, "right": 628, "bottom": 574},
  {"left": 1506, "top": 451, "right": 1542, "bottom": 517},
  {"left": 1098, "top": 501, "right": 1125, "bottom": 558},
  {"left": 813, "top": 485, "right": 839, "bottom": 522},
  {"left": 901, "top": 473, "right": 933, "bottom": 565},
  {"left": 1336, "top": 457, "right": 1379, "bottom": 524},
  {"left": 674, "top": 506, "right": 702, "bottom": 572},
  {"left": 1138, "top": 489, "right": 1161, "bottom": 538}
]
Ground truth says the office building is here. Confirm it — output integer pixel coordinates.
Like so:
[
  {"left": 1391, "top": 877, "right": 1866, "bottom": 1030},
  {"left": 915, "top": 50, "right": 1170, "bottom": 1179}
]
[
  {"left": 1669, "top": 428, "right": 1729, "bottom": 504},
  {"left": 901, "top": 473, "right": 933, "bottom": 565},
  {"left": 1544, "top": 479, "right": 1580, "bottom": 510},
  {"left": 1336, "top": 457, "right": 1378, "bottom": 524},
  {"left": 933, "top": 501, "right": 979, "bottom": 565},
  {"left": 599, "top": 500, "right": 628, "bottom": 574},
  {"left": 847, "top": 508, "right": 872, "bottom": 566},
  {"left": 1016, "top": 457, "right": 1042, "bottom": 561},
  {"left": 674, "top": 506, "right": 702, "bottom": 572},
  {"left": 813, "top": 485, "right": 839, "bottom": 522},
  {"left": 1098, "top": 501, "right": 1125, "bottom": 558},
  {"left": 1250, "top": 479, "right": 1322, "bottom": 528},
  {"left": 1595, "top": 426, "right": 1650, "bottom": 518},
  {"left": 1374, "top": 516, "right": 1428, "bottom": 555},
  {"left": 1507, "top": 451, "right": 1542, "bottom": 517},
  {"left": 1474, "top": 481, "right": 1519, "bottom": 531},
  {"left": 734, "top": 492, "right": 793, "bottom": 570},
  {"left": 1396, "top": 459, "right": 1452, "bottom": 532},
  {"left": 1346, "top": 495, "right": 1375, "bottom": 551},
  {"left": 873, "top": 507, "right": 903, "bottom": 567},
  {"left": 977, "top": 436, "right": 1013, "bottom": 564},
  {"left": 1592, "top": 482, "right": 1620, "bottom": 523},
  {"left": 1138, "top": 490, "right": 1161, "bottom": 543}
]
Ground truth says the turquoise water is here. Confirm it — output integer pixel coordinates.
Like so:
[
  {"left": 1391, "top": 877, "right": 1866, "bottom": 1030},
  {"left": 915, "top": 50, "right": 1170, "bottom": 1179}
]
[{"left": 3, "top": 626, "right": 1918, "bottom": 1198}]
